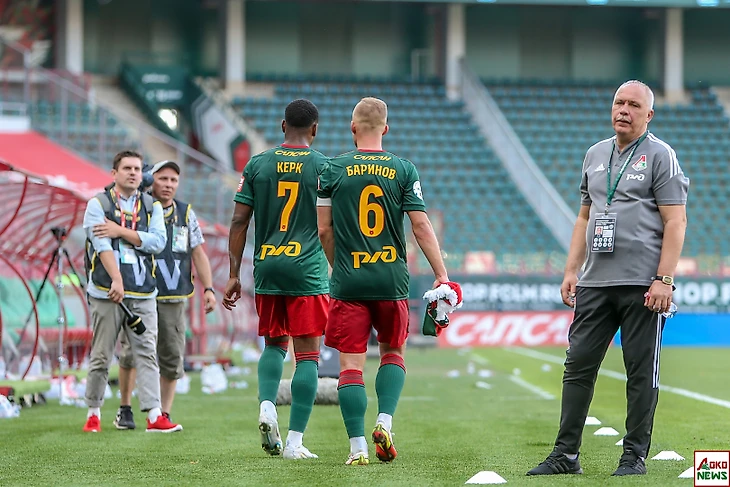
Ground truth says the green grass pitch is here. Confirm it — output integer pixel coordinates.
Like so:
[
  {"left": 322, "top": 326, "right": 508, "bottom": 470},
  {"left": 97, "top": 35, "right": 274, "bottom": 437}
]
[{"left": 1, "top": 346, "right": 727, "bottom": 486}]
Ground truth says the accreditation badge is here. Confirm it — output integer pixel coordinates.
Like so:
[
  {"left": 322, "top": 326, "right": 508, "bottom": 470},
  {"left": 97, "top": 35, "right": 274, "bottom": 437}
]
[
  {"left": 172, "top": 225, "right": 189, "bottom": 253},
  {"left": 591, "top": 213, "right": 616, "bottom": 253},
  {"left": 119, "top": 242, "right": 137, "bottom": 264}
]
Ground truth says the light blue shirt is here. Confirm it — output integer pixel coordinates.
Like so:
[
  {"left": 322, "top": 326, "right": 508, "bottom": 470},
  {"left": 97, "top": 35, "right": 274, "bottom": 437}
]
[
  {"left": 83, "top": 190, "right": 166, "bottom": 299},
  {"left": 187, "top": 207, "right": 205, "bottom": 250}
]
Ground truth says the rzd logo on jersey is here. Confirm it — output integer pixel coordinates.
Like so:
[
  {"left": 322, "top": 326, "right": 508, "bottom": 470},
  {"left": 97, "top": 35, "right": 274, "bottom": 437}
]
[
  {"left": 260, "top": 241, "right": 301, "bottom": 259},
  {"left": 351, "top": 246, "right": 397, "bottom": 269}
]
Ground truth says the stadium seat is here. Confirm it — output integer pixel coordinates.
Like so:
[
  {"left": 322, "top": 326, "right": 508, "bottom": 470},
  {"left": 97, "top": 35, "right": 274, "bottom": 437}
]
[
  {"left": 232, "top": 75, "right": 570, "bottom": 257},
  {"left": 485, "top": 80, "right": 730, "bottom": 256}
]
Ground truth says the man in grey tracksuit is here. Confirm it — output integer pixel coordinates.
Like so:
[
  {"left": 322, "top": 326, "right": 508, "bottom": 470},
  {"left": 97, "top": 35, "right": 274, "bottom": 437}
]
[{"left": 527, "top": 80, "right": 689, "bottom": 477}]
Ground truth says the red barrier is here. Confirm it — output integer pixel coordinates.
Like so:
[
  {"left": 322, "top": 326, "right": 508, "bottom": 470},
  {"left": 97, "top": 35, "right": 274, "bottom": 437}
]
[
  {"left": 0, "top": 160, "right": 88, "bottom": 376},
  {"left": 0, "top": 159, "right": 252, "bottom": 377},
  {"left": 0, "top": 253, "right": 41, "bottom": 379}
]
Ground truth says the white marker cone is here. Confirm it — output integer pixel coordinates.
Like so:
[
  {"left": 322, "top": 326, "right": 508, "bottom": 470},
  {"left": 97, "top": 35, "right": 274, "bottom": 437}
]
[
  {"left": 651, "top": 451, "right": 685, "bottom": 461},
  {"left": 594, "top": 427, "right": 620, "bottom": 436},
  {"left": 678, "top": 467, "right": 693, "bottom": 478},
  {"left": 466, "top": 471, "right": 507, "bottom": 484}
]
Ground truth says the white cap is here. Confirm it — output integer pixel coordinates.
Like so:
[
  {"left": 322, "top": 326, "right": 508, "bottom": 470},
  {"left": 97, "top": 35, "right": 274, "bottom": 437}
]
[{"left": 150, "top": 160, "right": 180, "bottom": 175}]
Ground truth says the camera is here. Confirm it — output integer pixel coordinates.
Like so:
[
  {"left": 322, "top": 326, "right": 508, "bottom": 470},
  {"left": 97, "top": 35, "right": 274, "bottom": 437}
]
[
  {"left": 120, "top": 303, "right": 146, "bottom": 335},
  {"left": 51, "top": 227, "right": 68, "bottom": 241},
  {"left": 140, "top": 163, "right": 154, "bottom": 191}
]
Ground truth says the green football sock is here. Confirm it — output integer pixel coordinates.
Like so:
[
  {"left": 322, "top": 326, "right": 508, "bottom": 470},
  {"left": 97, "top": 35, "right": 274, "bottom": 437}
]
[
  {"left": 258, "top": 343, "right": 287, "bottom": 404},
  {"left": 376, "top": 354, "right": 406, "bottom": 416},
  {"left": 288, "top": 352, "right": 320, "bottom": 433},
  {"left": 338, "top": 369, "right": 367, "bottom": 438}
]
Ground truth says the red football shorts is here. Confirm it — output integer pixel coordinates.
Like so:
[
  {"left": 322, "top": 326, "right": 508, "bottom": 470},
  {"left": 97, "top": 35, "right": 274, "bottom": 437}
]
[
  {"left": 255, "top": 294, "right": 329, "bottom": 338},
  {"left": 325, "top": 299, "right": 409, "bottom": 354}
]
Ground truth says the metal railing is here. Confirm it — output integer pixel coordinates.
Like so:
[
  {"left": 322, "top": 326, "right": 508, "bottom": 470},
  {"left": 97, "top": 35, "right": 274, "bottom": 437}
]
[
  {"left": 459, "top": 60, "right": 575, "bottom": 252},
  {"left": 0, "top": 36, "right": 234, "bottom": 224}
]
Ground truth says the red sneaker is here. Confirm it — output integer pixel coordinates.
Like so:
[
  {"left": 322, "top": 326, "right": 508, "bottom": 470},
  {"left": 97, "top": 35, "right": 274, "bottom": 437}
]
[
  {"left": 146, "top": 413, "right": 183, "bottom": 433},
  {"left": 83, "top": 415, "right": 101, "bottom": 433}
]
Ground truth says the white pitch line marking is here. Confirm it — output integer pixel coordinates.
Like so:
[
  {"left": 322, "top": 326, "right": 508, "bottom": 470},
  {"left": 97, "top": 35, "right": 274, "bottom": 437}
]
[
  {"left": 509, "top": 375, "right": 555, "bottom": 400},
  {"left": 470, "top": 354, "right": 489, "bottom": 365},
  {"left": 506, "top": 347, "right": 730, "bottom": 409}
]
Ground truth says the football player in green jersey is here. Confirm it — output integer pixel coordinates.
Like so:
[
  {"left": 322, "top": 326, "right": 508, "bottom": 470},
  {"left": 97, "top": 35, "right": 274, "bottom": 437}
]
[
  {"left": 317, "top": 97, "right": 449, "bottom": 465},
  {"left": 224, "top": 99, "right": 329, "bottom": 460}
]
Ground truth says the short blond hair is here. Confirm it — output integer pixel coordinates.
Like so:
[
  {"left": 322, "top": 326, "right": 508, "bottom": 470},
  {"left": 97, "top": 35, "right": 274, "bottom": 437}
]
[{"left": 352, "top": 97, "right": 387, "bottom": 133}]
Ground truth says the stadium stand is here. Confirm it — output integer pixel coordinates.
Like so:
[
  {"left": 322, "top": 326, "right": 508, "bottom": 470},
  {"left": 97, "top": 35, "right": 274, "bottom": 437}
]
[
  {"left": 232, "top": 76, "right": 564, "bottom": 261},
  {"left": 29, "top": 100, "right": 134, "bottom": 164},
  {"left": 486, "top": 79, "right": 730, "bottom": 257}
]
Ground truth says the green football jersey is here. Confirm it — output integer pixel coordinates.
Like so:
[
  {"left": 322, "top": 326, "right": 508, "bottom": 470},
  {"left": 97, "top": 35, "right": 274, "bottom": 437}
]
[
  {"left": 234, "top": 144, "right": 329, "bottom": 296},
  {"left": 317, "top": 149, "right": 426, "bottom": 300}
]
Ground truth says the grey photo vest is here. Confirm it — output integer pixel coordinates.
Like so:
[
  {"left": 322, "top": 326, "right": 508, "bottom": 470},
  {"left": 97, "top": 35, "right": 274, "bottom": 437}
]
[
  {"left": 155, "top": 199, "right": 195, "bottom": 299},
  {"left": 85, "top": 189, "right": 157, "bottom": 296}
]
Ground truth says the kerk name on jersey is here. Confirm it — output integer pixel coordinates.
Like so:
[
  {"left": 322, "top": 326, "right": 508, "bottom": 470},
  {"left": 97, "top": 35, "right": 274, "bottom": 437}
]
[
  {"left": 277, "top": 161, "right": 304, "bottom": 173},
  {"left": 346, "top": 162, "right": 396, "bottom": 179}
]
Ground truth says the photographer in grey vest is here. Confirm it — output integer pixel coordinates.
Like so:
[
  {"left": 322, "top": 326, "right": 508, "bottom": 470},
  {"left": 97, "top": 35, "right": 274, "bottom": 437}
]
[
  {"left": 114, "top": 160, "right": 216, "bottom": 430},
  {"left": 527, "top": 81, "right": 689, "bottom": 477},
  {"left": 82, "top": 150, "right": 182, "bottom": 433}
]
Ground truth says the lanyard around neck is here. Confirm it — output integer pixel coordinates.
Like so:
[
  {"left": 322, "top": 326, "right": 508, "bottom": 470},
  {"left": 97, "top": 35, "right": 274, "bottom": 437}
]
[
  {"left": 605, "top": 131, "right": 648, "bottom": 212},
  {"left": 164, "top": 201, "right": 178, "bottom": 225},
  {"left": 113, "top": 189, "right": 140, "bottom": 231}
]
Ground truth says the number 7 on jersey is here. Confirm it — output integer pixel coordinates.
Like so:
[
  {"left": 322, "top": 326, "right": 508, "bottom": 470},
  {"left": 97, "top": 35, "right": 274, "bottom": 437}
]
[{"left": 278, "top": 181, "right": 299, "bottom": 231}]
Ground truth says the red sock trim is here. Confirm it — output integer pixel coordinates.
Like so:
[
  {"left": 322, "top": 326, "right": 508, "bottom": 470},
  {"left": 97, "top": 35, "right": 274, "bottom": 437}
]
[
  {"left": 295, "top": 351, "right": 320, "bottom": 363},
  {"left": 338, "top": 369, "right": 364, "bottom": 388},
  {"left": 265, "top": 337, "right": 289, "bottom": 351},
  {"left": 380, "top": 353, "right": 406, "bottom": 372}
]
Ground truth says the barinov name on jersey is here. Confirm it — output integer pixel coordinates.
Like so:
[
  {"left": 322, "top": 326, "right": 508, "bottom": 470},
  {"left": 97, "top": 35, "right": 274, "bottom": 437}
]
[{"left": 346, "top": 162, "right": 397, "bottom": 179}]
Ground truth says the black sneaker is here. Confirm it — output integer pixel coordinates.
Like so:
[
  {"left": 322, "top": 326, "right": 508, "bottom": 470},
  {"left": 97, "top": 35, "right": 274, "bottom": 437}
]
[
  {"left": 526, "top": 448, "right": 584, "bottom": 475},
  {"left": 113, "top": 406, "right": 136, "bottom": 430},
  {"left": 612, "top": 451, "right": 647, "bottom": 476}
]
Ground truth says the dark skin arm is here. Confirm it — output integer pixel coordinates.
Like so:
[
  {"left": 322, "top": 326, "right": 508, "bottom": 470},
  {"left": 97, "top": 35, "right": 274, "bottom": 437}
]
[
  {"left": 317, "top": 206, "right": 335, "bottom": 267},
  {"left": 223, "top": 202, "right": 254, "bottom": 310}
]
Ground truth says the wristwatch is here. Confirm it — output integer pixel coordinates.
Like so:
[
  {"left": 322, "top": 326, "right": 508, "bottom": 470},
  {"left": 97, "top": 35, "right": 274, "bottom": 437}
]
[
  {"left": 654, "top": 275, "right": 674, "bottom": 286},
  {"left": 204, "top": 287, "right": 215, "bottom": 295}
]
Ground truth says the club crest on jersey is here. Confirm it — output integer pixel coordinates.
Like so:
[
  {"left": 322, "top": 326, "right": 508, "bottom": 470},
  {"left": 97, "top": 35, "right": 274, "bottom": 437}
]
[
  {"left": 632, "top": 155, "right": 647, "bottom": 172},
  {"left": 237, "top": 176, "right": 245, "bottom": 192},
  {"left": 413, "top": 181, "right": 423, "bottom": 200}
]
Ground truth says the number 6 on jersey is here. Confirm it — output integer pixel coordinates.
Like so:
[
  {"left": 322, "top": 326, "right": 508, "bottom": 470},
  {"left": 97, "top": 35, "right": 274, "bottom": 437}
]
[
  {"left": 278, "top": 181, "right": 299, "bottom": 231},
  {"left": 359, "top": 184, "right": 384, "bottom": 237}
]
